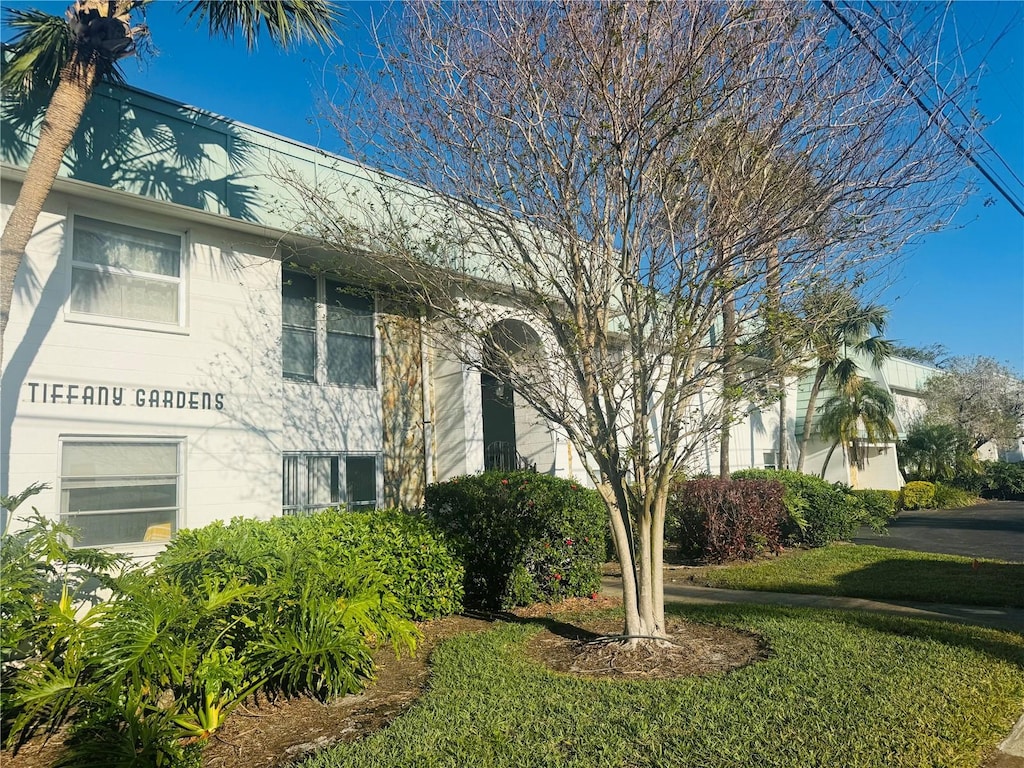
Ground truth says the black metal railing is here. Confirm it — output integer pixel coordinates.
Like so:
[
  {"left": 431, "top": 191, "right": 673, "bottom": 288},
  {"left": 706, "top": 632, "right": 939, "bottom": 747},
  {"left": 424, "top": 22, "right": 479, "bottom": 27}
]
[{"left": 484, "top": 441, "right": 537, "bottom": 472}]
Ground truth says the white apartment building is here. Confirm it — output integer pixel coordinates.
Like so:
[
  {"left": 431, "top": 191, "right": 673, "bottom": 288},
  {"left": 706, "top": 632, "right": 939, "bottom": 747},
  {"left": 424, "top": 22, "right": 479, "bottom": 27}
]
[{"left": 2, "top": 83, "right": 916, "bottom": 556}]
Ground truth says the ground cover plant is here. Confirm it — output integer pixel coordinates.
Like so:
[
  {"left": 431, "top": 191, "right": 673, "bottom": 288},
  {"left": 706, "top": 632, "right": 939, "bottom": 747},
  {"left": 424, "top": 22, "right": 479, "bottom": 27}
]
[
  {"left": 684, "top": 545, "right": 1024, "bottom": 608},
  {"left": 1, "top": 508, "right": 449, "bottom": 767},
  {"left": 299, "top": 603, "right": 1024, "bottom": 768}
]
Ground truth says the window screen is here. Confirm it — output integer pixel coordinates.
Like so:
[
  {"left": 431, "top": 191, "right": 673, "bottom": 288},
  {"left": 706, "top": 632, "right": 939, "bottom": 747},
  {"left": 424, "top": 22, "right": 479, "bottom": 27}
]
[
  {"left": 61, "top": 441, "right": 180, "bottom": 547},
  {"left": 70, "top": 216, "right": 182, "bottom": 324}
]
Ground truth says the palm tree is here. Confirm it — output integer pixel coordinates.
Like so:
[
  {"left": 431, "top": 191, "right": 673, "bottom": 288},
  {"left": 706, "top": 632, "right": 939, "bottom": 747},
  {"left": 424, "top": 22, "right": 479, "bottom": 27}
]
[
  {"left": 0, "top": 0, "right": 340, "bottom": 364},
  {"left": 794, "top": 285, "right": 894, "bottom": 472},
  {"left": 897, "top": 421, "right": 978, "bottom": 482},
  {"left": 818, "top": 376, "right": 897, "bottom": 485}
]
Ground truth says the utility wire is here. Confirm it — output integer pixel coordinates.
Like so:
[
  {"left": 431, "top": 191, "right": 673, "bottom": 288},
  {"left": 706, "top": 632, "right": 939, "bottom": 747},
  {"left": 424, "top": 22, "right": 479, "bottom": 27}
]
[
  {"left": 823, "top": 0, "right": 1024, "bottom": 217},
  {"left": 862, "top": 0, "right": 1024, "bottom": 194}
]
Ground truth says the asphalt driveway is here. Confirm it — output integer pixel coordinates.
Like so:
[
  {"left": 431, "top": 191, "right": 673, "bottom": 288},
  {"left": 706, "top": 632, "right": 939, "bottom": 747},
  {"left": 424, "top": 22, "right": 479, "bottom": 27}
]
[{"left": 852, "top": 500, "right": 1024, "bottom": 562}]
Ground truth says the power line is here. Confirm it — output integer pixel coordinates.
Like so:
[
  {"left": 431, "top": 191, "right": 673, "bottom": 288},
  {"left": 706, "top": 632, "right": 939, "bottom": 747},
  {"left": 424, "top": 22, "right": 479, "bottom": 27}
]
[
  {"left": 823, "top": 0, "right": 1024, "bottom": 218},
  {"left": 861, "top": 0, "right": 1024, "bottom": 194}
]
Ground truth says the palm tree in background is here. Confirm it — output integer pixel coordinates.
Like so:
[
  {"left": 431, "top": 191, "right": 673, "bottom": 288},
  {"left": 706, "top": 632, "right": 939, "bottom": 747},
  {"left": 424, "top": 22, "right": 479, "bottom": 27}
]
[
  {"left": 818, "top": 375, "right": 897, "bottom": 485},
  {"left": 0, "top": 0, "right": 341, "bottom": 364},
  {"left": 795, "top": 285, "right": 894, "bottom": 472}
]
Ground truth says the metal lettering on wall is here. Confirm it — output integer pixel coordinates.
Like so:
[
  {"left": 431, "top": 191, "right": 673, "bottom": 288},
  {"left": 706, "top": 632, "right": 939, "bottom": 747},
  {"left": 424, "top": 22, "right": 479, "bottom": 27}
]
[{"left": 25, "top": 382, "right": 225, "bottom": 410}]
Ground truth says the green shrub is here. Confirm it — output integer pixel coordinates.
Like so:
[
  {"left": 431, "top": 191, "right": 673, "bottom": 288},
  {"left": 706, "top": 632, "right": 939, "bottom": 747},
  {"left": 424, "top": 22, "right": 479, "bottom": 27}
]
[
  {"left": 157, "top": 508, "right": 463, "bottom": 621},
  {"left": 424, "top": 471, "right": 606, "bottom": 610},
  {"left": 853, "top": 489, "right": 900, "bottom": 523},
  {"left": 672, "top": 478, "right": 786, "bottom": 563},
  {"left": 900, "top": 480, "right": 935, "bottom": 510},
  {"left": 978, "top": 460, "right": 1024, "bottom": 500},
  {"left": 6, "top": 510, "right": 428, "bottom": 766},
  {"left": 931, "top": 482, "right": 979, "bottom": 509},
  {"left": 731, "top": 469, "right": 865, "bottom": 547}
]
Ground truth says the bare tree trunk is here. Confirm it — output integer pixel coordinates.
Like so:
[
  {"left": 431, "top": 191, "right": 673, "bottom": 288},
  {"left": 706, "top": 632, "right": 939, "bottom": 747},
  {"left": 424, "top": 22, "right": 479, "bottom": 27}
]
[
  {"left": 796, "top": 365, "right": 828, "bottom": 472},
  {"left": 0, "top": 57, "right": 99, "bottom": 367},
  {"left": 778, "top": 388, "right": 789, "bottom": 469},
  {"left": 766, "top": 245, "right": 788, "bottom": 469},
  {"left": 718, "top": 289, "right": 737, "bottom": 479}
]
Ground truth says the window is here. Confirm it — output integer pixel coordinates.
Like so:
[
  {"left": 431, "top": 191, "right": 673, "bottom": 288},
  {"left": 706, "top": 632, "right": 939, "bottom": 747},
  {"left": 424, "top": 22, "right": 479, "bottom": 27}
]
[
  {"left": 282, "top": 269, "right": 375, "bottom": 387},
  {"left": 282, "top": 453, "right": 378, "bottom": 514},
  {"left": 60, "top": 440, "right": 181, "bottom": 547},
  {"left": 70, "top": 216, "right": 184, "bottom": 325}
]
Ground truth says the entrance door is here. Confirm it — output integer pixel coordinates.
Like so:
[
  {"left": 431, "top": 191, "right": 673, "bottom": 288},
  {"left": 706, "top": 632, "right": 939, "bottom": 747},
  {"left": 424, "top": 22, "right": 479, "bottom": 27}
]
[{"left": 481, "top": 371, "right": 518, "bottom": 470}]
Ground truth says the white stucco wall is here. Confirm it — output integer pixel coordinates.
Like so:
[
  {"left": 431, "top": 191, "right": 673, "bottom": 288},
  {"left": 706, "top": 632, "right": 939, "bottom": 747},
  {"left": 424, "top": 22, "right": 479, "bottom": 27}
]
[{"left": 1, "top": 182, "right": 287, "bottom": 556}]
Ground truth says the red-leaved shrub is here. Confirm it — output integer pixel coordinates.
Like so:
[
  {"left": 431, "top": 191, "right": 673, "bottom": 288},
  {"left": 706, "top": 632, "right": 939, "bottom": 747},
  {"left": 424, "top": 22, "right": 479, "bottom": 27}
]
[{"left": 672, "top": 478, "right": 786, "bottom": 563}]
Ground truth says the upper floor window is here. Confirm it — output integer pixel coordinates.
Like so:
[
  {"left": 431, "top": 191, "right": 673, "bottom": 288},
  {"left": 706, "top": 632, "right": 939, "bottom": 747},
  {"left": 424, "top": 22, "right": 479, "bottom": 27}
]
[
  {"left": 70, "top": 216, "right": 184, "bottom": 326},
  {"left": 60, "top": 439, "right": 182, "bottom": 548},
  {"left": 282, "top": 269, "right": 375, "bottom": 387}
]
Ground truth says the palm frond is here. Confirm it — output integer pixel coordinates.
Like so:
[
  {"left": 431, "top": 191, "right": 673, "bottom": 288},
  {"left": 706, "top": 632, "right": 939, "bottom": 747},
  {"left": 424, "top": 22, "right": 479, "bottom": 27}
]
[
  {"left": 182, "top": 0, "right": 341, "bottom": 51},
  {"left": 0, "top": 9, "right": 73, "bottom": 102},
  {"left": 857, "top": 335, "right": 895, "bottom": 369}
]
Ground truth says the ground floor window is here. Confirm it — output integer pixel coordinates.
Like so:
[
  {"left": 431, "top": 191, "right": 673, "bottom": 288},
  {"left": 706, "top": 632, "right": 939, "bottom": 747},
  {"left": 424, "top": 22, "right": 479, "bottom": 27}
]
[
  {"left": 282, "top": 453, "right": 378, "bottom": 514},
  {"left": 60, "top": 439, "right": 181, "bottom": 547}
]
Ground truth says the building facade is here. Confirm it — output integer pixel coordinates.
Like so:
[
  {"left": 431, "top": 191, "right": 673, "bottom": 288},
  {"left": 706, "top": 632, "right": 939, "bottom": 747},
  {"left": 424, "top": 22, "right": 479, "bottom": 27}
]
[{"left": 3, "top": 83, "right": 923, "bottom": 557}]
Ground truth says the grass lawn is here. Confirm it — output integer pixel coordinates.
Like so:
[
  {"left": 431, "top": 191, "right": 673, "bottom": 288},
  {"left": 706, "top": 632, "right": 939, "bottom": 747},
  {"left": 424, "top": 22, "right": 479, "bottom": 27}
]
[
  {"left": 683, "top": 545, "right": 1024, "bottom": 608},
  {"left": 303, "top": 604, "right": 1024, "bottom": 768}
]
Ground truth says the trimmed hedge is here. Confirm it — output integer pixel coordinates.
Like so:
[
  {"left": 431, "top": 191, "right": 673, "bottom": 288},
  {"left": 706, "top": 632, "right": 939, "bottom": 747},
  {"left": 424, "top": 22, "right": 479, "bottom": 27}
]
[
  {"left": 156, "top": 508, "right": 464, "bottom": 620},
  {"left": 424, "top": 471, "right": 606, "bottom": 610},
  {"left": 853, "top": 488, "right": 900, "bottom": 521},
  {"left": 731, "top": 469, "right": 866, "bottom": 547},
  {"left": 900, "top": 480, "right": 935, "bottom": 511},
  {"left": 672, "top": 478, "right": 786, "bottom": 563}
]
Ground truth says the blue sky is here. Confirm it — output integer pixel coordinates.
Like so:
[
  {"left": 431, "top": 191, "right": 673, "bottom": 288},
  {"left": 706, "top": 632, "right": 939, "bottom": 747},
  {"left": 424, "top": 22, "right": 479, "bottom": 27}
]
[{"left": 5, "top": 1, "right": 1023, "bottom": 372}]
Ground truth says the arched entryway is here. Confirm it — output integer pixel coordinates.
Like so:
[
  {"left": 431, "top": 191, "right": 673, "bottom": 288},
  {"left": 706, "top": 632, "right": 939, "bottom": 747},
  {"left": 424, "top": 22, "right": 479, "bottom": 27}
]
[{"left": 480, "top": 319, "right": 551, "bottom": 472}]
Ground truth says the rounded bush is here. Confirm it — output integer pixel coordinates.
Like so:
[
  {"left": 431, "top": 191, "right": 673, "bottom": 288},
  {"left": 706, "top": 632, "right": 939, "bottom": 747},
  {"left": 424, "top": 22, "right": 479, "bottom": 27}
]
[
  {"left": 900, "top": 481, "right": 935, "bottom": 511},
  {"left": 424, "top": 471, "right": 606, "bottom": 610},
  {"left": 931, "top": 482, "right": 978, "bottom": 509},
  {"left": 731, "top": 469, "right": 865, "bottom": 547},
  {"left": 671, "top": 478, "right": 786, "bottom": 563}
]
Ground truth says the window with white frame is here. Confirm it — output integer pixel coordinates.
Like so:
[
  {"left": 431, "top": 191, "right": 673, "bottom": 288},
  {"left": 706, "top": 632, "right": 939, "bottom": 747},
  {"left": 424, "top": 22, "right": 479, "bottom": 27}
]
[
  {"left": 60, "top": 440, "right": 182, "bottom": 547},
  {"left": 282, "top": 453, "right": 378, "bottom": 514},
  {"left": 282, "top": 269, "right": 375, "bottom": 387},
  {"left": 70, "top": 216, "right": 184, "bottom": 325}
]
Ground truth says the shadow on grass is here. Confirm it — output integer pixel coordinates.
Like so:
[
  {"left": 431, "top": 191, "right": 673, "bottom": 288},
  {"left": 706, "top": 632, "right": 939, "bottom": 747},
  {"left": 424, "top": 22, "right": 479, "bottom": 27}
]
[
  {"left": 672, "top": 602, "right": 1024, "bottom": 670},
  {"left": 831, "top": 558, "right": 1024, "bottom": 608},
  {"left": 460, "top": 608, "right": 609, "bottom": 643}
]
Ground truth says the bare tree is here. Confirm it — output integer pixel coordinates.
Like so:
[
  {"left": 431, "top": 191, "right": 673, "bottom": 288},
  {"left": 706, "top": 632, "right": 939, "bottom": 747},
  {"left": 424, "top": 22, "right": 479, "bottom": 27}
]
[
  {"left": 281, "top": 1, "right": 971, "bottom": 644},
  {"left": 922, "top": 356, "right": 1024, "bottom": 452}
]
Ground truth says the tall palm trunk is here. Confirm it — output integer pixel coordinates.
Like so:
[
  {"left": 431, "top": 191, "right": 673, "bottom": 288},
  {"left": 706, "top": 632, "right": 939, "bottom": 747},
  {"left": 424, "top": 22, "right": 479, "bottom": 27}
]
[
  {"left": 795, "top": 364, "right": 827, "bottom": 472},
  {"left": 820, "top": 440, "right": 839, "bottom": 478},
  {"left": 0, "top": 56, "right": 99, "bottom": 366}
]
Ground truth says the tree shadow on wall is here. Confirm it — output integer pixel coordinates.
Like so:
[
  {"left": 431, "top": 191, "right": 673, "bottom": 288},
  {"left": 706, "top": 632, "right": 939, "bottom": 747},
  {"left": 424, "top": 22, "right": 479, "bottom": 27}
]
[{"left": 1, "top": 83, "right": 261, "bottom": 499}]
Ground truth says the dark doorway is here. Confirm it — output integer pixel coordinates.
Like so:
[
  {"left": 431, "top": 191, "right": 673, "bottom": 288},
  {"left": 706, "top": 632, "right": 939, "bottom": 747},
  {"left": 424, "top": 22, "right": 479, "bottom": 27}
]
[{"left": 481, "top": 371, "right": 517, "bottom": 470}]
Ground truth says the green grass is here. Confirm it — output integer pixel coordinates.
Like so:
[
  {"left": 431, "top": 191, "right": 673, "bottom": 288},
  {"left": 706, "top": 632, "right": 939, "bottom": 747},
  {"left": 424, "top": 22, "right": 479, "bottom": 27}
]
[
  {"left": 685, "top": 545, "right": 1024, "bottom": 608},
  {"left": 302, "top": 604, "right": 1024, "bottom": 768}
]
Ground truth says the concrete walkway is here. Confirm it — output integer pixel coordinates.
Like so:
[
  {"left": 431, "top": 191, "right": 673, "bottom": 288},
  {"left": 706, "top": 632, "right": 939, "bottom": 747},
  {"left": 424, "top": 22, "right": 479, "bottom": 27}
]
[{"left": 600, "top": 576, "right": 1024, "bottom": 633}]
